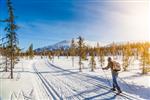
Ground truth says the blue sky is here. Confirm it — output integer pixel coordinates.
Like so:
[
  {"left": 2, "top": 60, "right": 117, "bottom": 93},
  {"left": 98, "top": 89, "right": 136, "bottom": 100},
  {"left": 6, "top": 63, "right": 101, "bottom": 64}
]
[{"left": 0, "top": 0, "right": 149, "bottom": 49}]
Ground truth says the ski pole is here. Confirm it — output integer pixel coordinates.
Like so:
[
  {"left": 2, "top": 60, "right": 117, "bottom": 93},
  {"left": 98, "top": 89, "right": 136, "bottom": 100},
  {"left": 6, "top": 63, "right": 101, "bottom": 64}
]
[{"left": 100, "top": 66, "right": 112, "bottom": 87}]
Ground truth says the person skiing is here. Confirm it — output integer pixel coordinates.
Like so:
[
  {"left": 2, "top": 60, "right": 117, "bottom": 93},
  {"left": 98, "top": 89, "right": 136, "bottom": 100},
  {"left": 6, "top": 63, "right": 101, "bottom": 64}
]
[{"left": 102, "top": 57, "right": 122, "bottom": 94}]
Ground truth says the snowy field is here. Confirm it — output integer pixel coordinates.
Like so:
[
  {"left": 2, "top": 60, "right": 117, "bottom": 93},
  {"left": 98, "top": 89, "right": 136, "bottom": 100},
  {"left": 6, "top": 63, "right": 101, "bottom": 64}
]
[{"left": 0, "top": 56, "right": 150, "bottom": 100}]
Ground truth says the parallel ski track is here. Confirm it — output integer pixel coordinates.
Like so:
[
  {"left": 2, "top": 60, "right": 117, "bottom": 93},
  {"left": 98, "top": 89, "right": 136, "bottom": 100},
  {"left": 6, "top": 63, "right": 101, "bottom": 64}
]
[
  {"left": 44, "top": 59, "right": 139, "bottom": 100},
  {"left": 33, "top": 63, "right": 62, "bottom": 100},
  {"left": 34, "top": 61, "right": 83, "bottom": 100}
]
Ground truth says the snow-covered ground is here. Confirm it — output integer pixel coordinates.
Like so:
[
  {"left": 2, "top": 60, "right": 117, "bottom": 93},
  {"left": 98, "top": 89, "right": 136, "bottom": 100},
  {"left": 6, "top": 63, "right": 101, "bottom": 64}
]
[
  {"left": 0, "top": 56, "right": 150, "bottom": 100},
  {"left": 51, "top": 56, "right": 150, "bottom": 99}
]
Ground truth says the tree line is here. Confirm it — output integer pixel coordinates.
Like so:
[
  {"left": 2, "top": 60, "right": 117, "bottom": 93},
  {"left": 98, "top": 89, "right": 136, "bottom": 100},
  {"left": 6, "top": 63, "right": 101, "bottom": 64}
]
[{"left": 33, "top": 37, "right": 150, "bottom": 74}]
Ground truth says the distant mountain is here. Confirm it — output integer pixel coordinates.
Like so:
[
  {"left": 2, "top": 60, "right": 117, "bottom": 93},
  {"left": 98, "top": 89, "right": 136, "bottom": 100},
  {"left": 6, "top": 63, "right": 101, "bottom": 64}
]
[
  {"left": 35, "top": 39, "right": 144, "bottom": 52},
  {"left": 35, "top": 39, "right": 106, "bottom": 52},
  {"left": 35, "top": 40, "right": 70, "bottom": 52}
]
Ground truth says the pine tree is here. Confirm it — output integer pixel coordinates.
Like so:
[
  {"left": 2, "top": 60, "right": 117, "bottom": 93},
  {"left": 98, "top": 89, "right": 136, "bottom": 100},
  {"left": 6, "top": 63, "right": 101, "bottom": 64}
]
[
  {"left": 2, "top": 46, "right": 9, "bottom": 72},
  {"left": 96, "top": 43, "right": 100, "bottom": 58},
  {"left": 5, "top": 0, "right": 19, "bottom": 79},
  {"left": 48, "top": 51, "right": 52, "bottom": 60},
  {"left": 111, "top": 42, "right": 116, "bottom": 59},
  {"left": 89, "top": 51, "right": 96, "bottom": 71},
  {"left": 27, "top": 44, "right": 34, "bottom": 59},
  {"left": 16, "top": 47, "right": 21, "bottom": 57},
  {"left": 122, "top": 43, "right": 132, "bottom": 71},
  {"left": 70, "top": 38, "right": 76, "bottom": 67},
  {"left": 99, "top": 47, "right": 105, "bottom": 67},
  {"left": 5, "top": 53, "right": 8, "bottom": 72},
  {"left": 78, "top": 36, "right": 84, "bottom": 72},
  {"left": 140, "top": 43, "right": 150, "bottom": 74},
  {"left": 82, "top": 46, "right": 87, "bottom": 60}
]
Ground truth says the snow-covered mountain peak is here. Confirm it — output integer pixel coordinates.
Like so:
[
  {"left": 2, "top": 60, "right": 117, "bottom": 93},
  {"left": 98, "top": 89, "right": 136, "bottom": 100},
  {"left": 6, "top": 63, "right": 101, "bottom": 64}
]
[{"left": 35, "top": 39, "right": 106, "bottom": 52}]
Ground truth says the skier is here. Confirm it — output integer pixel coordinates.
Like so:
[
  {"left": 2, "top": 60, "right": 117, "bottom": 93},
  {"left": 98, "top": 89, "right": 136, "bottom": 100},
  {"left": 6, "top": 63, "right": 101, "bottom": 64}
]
[{"left": 102, "top": 57, "right": 122, "bottom": 94}]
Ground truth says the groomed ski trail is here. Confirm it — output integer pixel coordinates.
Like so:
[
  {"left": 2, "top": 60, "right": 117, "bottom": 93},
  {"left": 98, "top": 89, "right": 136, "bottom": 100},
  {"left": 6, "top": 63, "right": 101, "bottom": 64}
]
[{"left": 33, "top": 58, "right": 136, "bottom": 100}]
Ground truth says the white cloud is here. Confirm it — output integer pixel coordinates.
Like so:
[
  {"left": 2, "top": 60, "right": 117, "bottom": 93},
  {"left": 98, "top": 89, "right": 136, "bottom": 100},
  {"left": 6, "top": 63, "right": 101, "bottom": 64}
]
[{"left": 78, "top": 0, "right": 150, "bottom": 42}]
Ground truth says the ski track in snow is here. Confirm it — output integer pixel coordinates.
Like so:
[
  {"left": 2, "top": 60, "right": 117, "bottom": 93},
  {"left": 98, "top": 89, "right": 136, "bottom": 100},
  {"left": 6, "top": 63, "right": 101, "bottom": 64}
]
[{"left": 33, "top": 58, "right": 132, "bottom": 100}]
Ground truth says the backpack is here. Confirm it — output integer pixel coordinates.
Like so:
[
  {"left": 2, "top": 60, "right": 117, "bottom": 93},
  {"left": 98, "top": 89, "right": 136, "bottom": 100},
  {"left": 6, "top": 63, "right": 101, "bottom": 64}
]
[{"left": 113, "top": 61, "right": 121, "bottom": 71}]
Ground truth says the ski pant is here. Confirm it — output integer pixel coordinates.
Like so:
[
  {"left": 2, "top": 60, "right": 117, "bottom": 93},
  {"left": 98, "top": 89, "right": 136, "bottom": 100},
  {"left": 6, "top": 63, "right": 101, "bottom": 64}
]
[{"left": 112, "top": 72, "right": 121, "bottom": 91}]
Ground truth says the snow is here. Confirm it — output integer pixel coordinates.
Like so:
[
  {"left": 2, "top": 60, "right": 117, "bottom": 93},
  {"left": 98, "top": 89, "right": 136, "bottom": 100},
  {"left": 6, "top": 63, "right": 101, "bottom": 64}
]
[
  {"left": 0, "top": 56, "right": 150, "bottom": 100},
  {"left": 0, "top": 58, "right": 37, "bottom": 100},
  {"left": 50, "top": 56, "right": 150, "bottom": 99}
]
